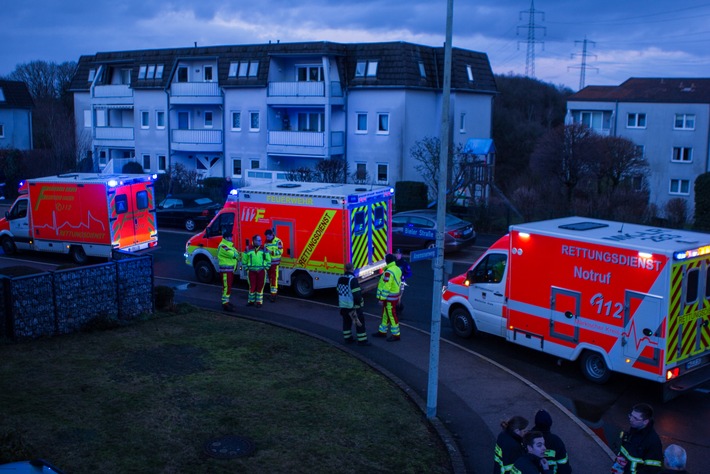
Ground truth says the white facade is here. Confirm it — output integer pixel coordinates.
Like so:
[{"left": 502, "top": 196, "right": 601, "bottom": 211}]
[
  {"left": 70, "top": 42, "right": 497, "bottom": 190},
  {"left": 567, "top": 79, "right": 710, "bottom": 218}
]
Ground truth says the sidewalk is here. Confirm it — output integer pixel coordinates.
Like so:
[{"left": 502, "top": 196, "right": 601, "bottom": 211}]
[{"left": 166, "top": 278, "right": 615, "bottom": 473}]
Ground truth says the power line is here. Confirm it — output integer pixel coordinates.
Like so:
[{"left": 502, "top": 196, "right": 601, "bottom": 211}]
[
  {"left": 517, "top": 0, "right": 545, "bottom": 77},
  {"left": 568, "top": 37, "right": 598, "bottom": 90}
]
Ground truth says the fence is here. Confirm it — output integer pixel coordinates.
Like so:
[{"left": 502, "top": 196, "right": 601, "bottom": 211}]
[{"left": 0, "top": 251, "right": 154, "bottom": 341}]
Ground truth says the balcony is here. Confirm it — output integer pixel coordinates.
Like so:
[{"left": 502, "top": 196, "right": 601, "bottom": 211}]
[
  {"left": 171, "top": 129, "right": 223, "bottom": 152},
  {"left": 267, "top": 130, "right": 344, "bottom": 157},
  {"left": 266, "top": 81, "right": 344, "bottom": 106},
  {"left": 94, "top": 127, "right": 135, "bottom": 147},
  {"left": 92, "top": 84, "right": 133, "bottom": 106},
  {"left": 170, "top": 82, "right": 222, "bottom": 105}
]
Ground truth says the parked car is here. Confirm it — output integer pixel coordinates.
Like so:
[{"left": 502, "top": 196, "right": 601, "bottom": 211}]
[
  {"left": 156, "top": 194, "right": 221, "bottom": 231},
  {"left": 391, "top": 209, "right": 476, "bottom": 252}
]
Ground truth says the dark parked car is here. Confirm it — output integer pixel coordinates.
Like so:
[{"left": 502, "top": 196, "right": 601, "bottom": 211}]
[
  {"left": 392, "top": 209, "right": 476, "bottom": 253},
  {"left": 156, "top": 194, "right": 221, "bottom": 231}
]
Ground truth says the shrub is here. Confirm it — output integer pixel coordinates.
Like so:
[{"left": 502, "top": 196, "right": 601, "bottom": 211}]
[
  {"left": 154, "top": 285, "right": 176, "bottom": 311},
  {"left": 395, "top": 181, "right": 429, "bottom": 212}
]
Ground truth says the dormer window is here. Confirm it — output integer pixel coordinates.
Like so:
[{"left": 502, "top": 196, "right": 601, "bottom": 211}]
[
  {"left": 466, "top": 65, "right": 474, "bottom": 82},
  {"left": 138, "top": 64, "right": 165, "bottom": 80},
  {"left": 418, "top": 61, "right": 426, "bottom": 78},
  {"left": 355, "top": 60, "right": 378, "bottom": 78},
  {"left": 229, "top": 61, "right": 259, "bottom": 78}
]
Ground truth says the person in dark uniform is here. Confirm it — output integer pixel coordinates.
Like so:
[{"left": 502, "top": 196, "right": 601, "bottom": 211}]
[
  {"left": 494, "top": 415, "right": 529, "bottom": 473},
  {"left": 612, "top": 403, "right": 662, "bottom": 473},
  {"left": 531, "top": 409, "right": 571, "bottom": 474},
  {"left": 336, "top": 263, "right": 370, "bottom": 346}
]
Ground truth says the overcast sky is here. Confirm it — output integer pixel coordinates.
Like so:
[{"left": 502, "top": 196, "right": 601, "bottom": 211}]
[{"left": 2, "top": 1, "right": 709, "bottom": 91}]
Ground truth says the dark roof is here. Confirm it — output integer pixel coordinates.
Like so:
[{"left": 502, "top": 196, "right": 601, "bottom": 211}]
[
  {"left": 569, "top": 78, "right": 710, "bottom": 104},
  {"left": 69, "top": 41, "right": 497, "bottom": 95},
  {"left": 0, "top": 80, "right": 34, "bottom": 109}
]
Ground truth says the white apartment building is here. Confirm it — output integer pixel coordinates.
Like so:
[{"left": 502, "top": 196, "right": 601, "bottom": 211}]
[
  {"left": 69, "top": 41, "right": 497, "bottom": 187},
  {"left": 567, "top": 78, "right": 710, "bottom": 217}
]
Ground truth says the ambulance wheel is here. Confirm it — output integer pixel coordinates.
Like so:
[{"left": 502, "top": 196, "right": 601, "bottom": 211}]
[
  {"left": 1, "top": 235, "right": 17, "bottom": 255},
  {"left": 580, "top": 351, "right": 611, "bottom": 383},
  {"left": 292, "top": 273, "right": 314, "bottom": 298},
  {"left": 184, "top": 218, "right": 197, "bottom": 232},
  {"left": 194, "top": 258, "right": 216, "bottom": 283},
  {"left": 450, "top": 307, "right": 476, "bottom": 338},
  {"left": 70, "top": 245, "right": 89, "bottom": 265}
]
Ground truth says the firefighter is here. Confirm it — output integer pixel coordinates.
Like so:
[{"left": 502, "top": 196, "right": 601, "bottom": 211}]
[
  {"left": 264, "top": 228, "right": 283, "bottom": 302},
  {"left": 241, "top": 234, "right": 271, "bottom": 308},
  {"left": 372, "top": 253, "right": 402, "bottom": 341},
  {"left": 531, "top": 409, "right": 571, "bottom": 474},
  {"left": 512, "top": 431, "right": 551, "bottom": 474},
  {"left": 217, "top": 229, "right": 239, "bottom": 312},
  {"left": 337, "top": 262, "right": 370, "bottom": 346},
  {"left": 494, "top": 415, "right": 529, "bottom": 474},
  {"left": 612, "top": 403, "right": 662, "bottom": 474}
]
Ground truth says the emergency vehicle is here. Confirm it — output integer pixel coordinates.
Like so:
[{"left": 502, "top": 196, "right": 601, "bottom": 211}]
[
  {"left": 441, "top": 216, "right": 710, "bottom": 399},
  {"left": 0, "top": 173, "right": 158, "bottom": 263},
  {"left": 184, "top": 182, "right": 393, "bottom": 297}
]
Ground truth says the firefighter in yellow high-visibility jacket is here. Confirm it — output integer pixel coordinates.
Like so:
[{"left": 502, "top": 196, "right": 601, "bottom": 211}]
[
  {"left": 372, "top": 254, "right": 402, "bottom": 342},
  {"left": 264, "top": 228, "right": 283, "bottom": 302}
]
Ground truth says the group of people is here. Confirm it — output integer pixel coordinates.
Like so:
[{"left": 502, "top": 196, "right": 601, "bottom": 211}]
[
  {"left": 494, "top": 403, "right": 690, "bottom": 474},
  {"left": 218, "top": 227, "right": 283, "bottom": 310}
]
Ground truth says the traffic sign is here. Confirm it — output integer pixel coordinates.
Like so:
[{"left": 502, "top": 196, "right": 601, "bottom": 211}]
[
  {"left": 410, "top": 247, "right": 437, "bottom": 262},
  {"left": 403, "top": 227, "right": 437, "bottom": 240}
]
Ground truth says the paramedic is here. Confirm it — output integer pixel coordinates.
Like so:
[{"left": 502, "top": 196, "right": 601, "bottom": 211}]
[
  {"left": 372, "top": 254, "right": 402, "bottom": 342},
  {"left": 612, "top": 403, "right": 662, "bottom": 473},
  {"left": 217, "top": 229, "right": 239, "bottom": 312},
  {"left": 336, "top": 263, "right": 370, "bottom": 346},
  {"left": 241, "top": 234, "right": 271, "bottom": 308},
  {"left": 494, "top": 415, "right": 529, "bottom": 474},
  {"left": 264, "top": 229, "right": 283, "bottom": 302}
]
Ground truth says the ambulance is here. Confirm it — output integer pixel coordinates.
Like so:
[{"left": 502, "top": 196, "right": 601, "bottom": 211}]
[
  {"left": 441, "top": 216, "right": 710, "bottom": 399},
  {"left": 184, "top": 182, "right": 393, "bottom": 297},
  {"left": 0, "top": 173, "right": 158, "bottom": 263}
]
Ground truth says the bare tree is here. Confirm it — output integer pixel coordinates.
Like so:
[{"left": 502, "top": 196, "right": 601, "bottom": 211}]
[
  {"left": 410, "top": 136, "right": 472, "bottom": 205},
  {"left": 590, "top": 135, "right": 649, "bottom": 195},
  {"left": 316, "top": 158, "right": 348, "bottom": 183}
]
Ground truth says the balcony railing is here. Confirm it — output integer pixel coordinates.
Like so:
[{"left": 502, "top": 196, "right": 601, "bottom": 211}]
[
  {"left": 269, "top": 81, "right": 325, "bottom": 97},
  {"left": 170, "top": 82, "right": 221, "bottom": 97},
  {"left": 268, "top": 131, "right": 324, "bottom": 147},
  {"left": 93, "top": 84, "right": 133, "bottom": 98},
  {"left": 95, "top": 127, "right": 134, "bottom": 140},
  {"left": 172, "top": 129, "right": 223, "bottom": 144}
]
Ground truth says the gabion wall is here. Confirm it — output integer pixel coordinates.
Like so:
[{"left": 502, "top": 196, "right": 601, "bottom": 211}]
[{"left": 1, "top": 254, "right": 154, "bottom": 341}]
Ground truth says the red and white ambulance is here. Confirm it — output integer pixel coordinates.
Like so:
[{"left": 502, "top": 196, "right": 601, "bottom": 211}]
[
  {"left": 184, "top": 182, "right": 393, "bottom": 297},
  {"left": 441, "top": 216, "right": 710, "bottom": 399}
]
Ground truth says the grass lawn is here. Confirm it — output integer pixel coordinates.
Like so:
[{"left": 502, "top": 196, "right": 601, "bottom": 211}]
[{"left": 0, "top": 304, "right": 452, "bottom": 473}]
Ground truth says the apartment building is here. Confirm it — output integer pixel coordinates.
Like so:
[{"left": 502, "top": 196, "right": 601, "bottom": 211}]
[
  {"left": 567, "top": 78, "right": 710, "bottom": 217},
  {"left": 69, "top": 41, "right": 497, "bottom": 186},
  {"left": 0, "top": 80, "right": 33, "bottom": 151}
]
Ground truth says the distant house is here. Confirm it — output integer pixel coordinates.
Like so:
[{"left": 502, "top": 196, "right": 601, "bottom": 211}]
[
  {"left": 69, "top": 41, "right": 497, "bottom": 189},
  {"left": 0, "top": 80, "right": 34, "bottom": 150},
  {"left": 567, "top": 78, "right": 710, "bottom": 218}
]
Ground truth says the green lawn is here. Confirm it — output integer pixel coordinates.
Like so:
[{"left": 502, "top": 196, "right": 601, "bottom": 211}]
[{"left": 0, "top": 305, "right": 452, "bottom": 473}]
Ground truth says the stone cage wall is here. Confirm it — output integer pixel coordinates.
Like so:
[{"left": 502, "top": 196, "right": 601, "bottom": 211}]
[{"left": 1, "top": 252, "right": 154, "bottom": 341}]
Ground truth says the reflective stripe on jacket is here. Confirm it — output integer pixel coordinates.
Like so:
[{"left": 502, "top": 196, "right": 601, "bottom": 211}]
[
  {"left": 241, "top": 247, "right": 272, "bottom": 271},
  {"left": 217, "top": 238, "right": 239, "bottom": 272},
  {"left": 264, "top": 236, "right": 283, "bottom": 265},
  {"left": 376, "top": 261, "right": 402, "bottom": 302}
]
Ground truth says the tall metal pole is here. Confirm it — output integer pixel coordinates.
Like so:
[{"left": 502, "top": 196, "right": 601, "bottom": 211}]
[{"left": 427, "top": 0, "right": 453, "bottom": 419}]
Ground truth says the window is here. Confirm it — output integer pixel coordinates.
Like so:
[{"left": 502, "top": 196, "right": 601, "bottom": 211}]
[
  {"left": 672, "top": 147, "right": 692, "bottom": 162},
  {"left": 177, "top": 67, "right": 188, "bottom": 83},
  {"left": 466, "top": 65, "right": 474, "bottom": 82},
  {"left": 141, "top": 111, "right": 149, "bottom": 129},
  {"left": 355, "top": 60, "right": 378, "bottom": 78},
  {"left": 232, "top": 158, "right": 242, "bottom": 176},
  {"left": 686, "top": 268, "right": 699, "bottom": 303},
  {"left": 418, "top": 61, "right": 426, "bottom": 78},
  {"left": 377, "top": 163, "right": 388, "bottom": 183},
  {"left": 119, "top": 69, "right": 131, "bottom": 85},
  {"left": 635, "top": 145, "right": 644, "bottom": 158},
  {"left": 577, "top": 111, "right": 612, "bottom": 131},
  {"left": 670, "top": 179, "right": 690, "bottom": 195},
  {"left": 146, "top": 65, "right": 155, "bottom": 79},
  {"left": 158, "top": 155, "right": 166, "bottom": 172},
  {"left": 99, "top": 150, "right": 107, "bottom": 167},
  {"left": 142, "top": 154, "right": 151, "bottom": 171},
  {"left": 627, "top": 113, "right": 646, "bottom": 128},
  {"left": 297, "top": 112, "right": 324, "bottom": 132},
  {"left": 115, "top": 195, "right": 128, "bottom": 214},
  {"left": 83, "top": 110, "right": 92, "bottom": 128},
  {"left": 135, "top": 190, "right": 149, "bottom": 210},
  {"left": 238, "top": 62, "right": 249, "bottom": 77},
  {"left": 156, "top": 111, "right": 165, "bottom": 129},
  {"left": 469, "top": 253, "right": 507, "bottom": 284},
  {"left": 231, "top": 111, "right": 241, "bottom": 130},
  {"left": 230, "top": 60, "right": 259, "bottom": 77},
  {"left": 204, "top": 66, "right": 213, "bottom": 82},
  {"left": 297, "top": 66, "right": 323, "bottom": 82},
  {"left": 88, "top": 69, "right": 96, "bottom": 82},
  {"left": 155, "top": 64, "right": 164, "bottom": 79},
  {"left": 250, "top": 111, "right": 260, "bottom": 131},
  {"left": 204, "top": 111, "right": 213, "bottom": 128},
  {"left": 138, "top": 65, "right": 147, "bottom": 79},
  {"left": 250, "top": 159, "right": 260, "bottom": 169},
  {"left": 95, "top": 109, "right": 107, "bottom": 127},
  {"left": 460, "top": 113, "right": 466, "bottom": 132},
  {"left": 355, "top": 163, "right": 367, "bottom": 181},
  {"left": 356, "top": 113, "right": 367, "bottom": 133},
  {"left": 249, "top": 61, "right": 259, "bottom": 77},
  {"left": 675, "top": 114, "right": 695, "bottom": 130},
  {"left": 377, "top": 113, "right": 389, "bottom": 134}
]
